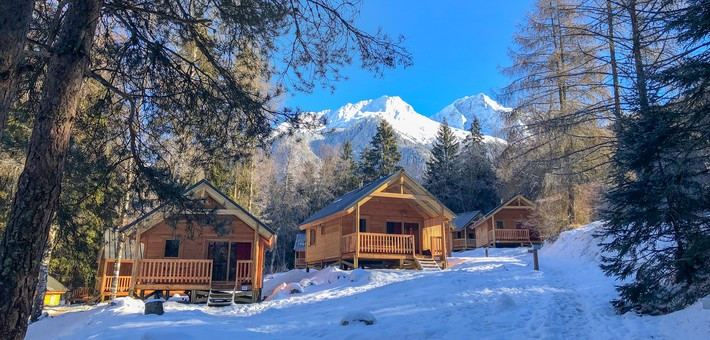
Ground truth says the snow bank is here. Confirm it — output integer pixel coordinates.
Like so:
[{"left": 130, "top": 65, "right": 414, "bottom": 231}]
[
  {"left": 540, "top": 221, "right": 606, "bottom": 263},
  {"left": 109, "top": 297, "right": 145, "bottom": 315},
  {"left": 264, "top": 267, "right": 373, "bottom": 301}
]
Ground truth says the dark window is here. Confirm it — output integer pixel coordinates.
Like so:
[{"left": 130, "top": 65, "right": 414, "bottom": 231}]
[
  {"left": 515, "top": 221, "right": 524, "bottom": 229},
  {"left": 309, "top": 229, "right": 316, "bottom": 245},
  {"left": 164, "top": 239, "right": 180, "bottom": 257},
  {"left": 468, "top": 233, "right": 475, "bottom": 239},
  {"left": 321, "top": 224, "right": 326, "bottom": 235},
  {"left": 496, "top": 221, "right": 504, "bottom": 229},
  {"left": 359, "top": 219, "right": 367, "bottom": 232}
]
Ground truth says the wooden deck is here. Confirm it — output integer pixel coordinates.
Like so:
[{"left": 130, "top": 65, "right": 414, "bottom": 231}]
[
  {"left": 477, "top": 229, "right": 532, "bottom": 247},
  {"left": 134, "top": 259, "right": 214, "bottom": 290},
  {"left": 341, "top": 232, "right": 416, "bottom": 259},
  {"left": 452, "top": 238, "right": 477, "bottom": 251}
]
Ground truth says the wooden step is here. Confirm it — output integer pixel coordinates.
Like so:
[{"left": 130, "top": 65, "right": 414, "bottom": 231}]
[
  {"left": 207, "top": 289, "right": 234, "bottom": 307},
  {"left": 415, "top": 258, "right": 441, "bottom": 271}
]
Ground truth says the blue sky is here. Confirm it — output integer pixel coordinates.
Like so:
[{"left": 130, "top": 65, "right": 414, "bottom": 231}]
[{"left": 283, "top": 1, "right": 533, "bottom": 116}]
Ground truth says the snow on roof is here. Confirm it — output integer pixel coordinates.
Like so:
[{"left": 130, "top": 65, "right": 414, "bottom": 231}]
[
  {"left": 294, "top": 233, "right": 306, "bottom": 251},
  {"left": 47, "top": 275, "right": 68, "bottom": 292}
]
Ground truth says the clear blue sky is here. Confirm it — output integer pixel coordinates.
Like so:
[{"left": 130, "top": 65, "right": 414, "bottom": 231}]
[{"left": 283, "top": 1, "right": 533, "bottom": 116}]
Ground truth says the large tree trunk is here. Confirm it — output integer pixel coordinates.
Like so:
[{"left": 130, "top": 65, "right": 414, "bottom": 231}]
[
  {"left": 626, "top": 0, "right": 650, "bottom": 110},
  {"left": 605, "top": 0, "right": 622, "bottom": 119},
  {"left": 30, "top": 225, "right": 58, "bottom": 322},
  {"left": 0, "top": 1, "right": 103, "bottom": 339},
  {"left": 0, "top": 0, "right": 35, "bottom": 134}
]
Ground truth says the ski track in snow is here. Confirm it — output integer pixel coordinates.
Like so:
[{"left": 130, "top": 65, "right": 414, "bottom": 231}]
[{"left": 27, "top": 235, "right": 709, "bottom": 340}]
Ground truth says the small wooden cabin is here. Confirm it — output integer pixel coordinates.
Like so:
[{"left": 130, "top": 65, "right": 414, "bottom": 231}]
[
  {"left": 43, "top": 276, "right": 68, "bottom": 306},
  {"left": 298, "top": 170, "right": 456, "bottom": 269},
  {"left": 450, "top": 210, "right": 482, "bottom": 251},
  {"left": 96, "top": 180, "right": 275, "bottom": 303},
  {"left": 471, "top": 194, "right": 540, "bottom": 248},
  {"left": 293, "top": 233, "right": 306, "bottom": 269}
]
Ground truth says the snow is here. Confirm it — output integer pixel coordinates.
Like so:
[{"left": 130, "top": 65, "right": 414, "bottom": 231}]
[
  {"left": 431, "top": 93, "right": 512, "bottom": 137},
  {"left": 28, "top": 222, "right": 709, "bottom": 339}
]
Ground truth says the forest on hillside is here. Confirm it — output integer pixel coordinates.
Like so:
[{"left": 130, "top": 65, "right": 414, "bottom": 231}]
[{"left": 0, "top": 0, "right": 708, "bottom": 338}]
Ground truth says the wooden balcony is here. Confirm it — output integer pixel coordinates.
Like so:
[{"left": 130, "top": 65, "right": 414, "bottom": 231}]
[
  {"left": 102, "top": 276, "right": 131, "bottom": 294},
  {"left": 478, "top": 229, "right": 531, "bottom": 247},
  {"left": 136, "top": 259, "right": 213, "bottom": 290},
  {"left": 452, "top": 238, "right": 477, "bottom": 251},
  {"left": 294, "top": 257, "right": 306, "bottom": 268},
  {"left": 342, "top": 232, "right": 415, "bottom": 259}
]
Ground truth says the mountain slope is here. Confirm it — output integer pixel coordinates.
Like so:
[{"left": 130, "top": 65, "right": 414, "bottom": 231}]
[
  {"left": 431, "top": 93, "right": 511, "bottom": 138},
  {"left": 273, "top": 95, "right": 508, "bottom": 179}
]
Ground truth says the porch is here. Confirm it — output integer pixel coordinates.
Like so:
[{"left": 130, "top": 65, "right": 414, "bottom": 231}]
[
  {"left": 452, "top": 238, "right": 477, "bottom": 251},
  {"left": 476, "top": 229, "right": 532, "bottom": 248},
  {"left": 340, "top": 232, "right": 445, "bottom": 261}
]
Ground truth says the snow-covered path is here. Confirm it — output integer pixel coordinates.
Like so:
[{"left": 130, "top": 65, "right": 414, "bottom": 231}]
[{"left": 27, "top": 226, "right": 709, "bottom": 339}]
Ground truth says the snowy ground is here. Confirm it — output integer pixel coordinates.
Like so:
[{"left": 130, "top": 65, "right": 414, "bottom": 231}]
[{"left": 27, "top": 223, "right": 709, "bottom": 339}]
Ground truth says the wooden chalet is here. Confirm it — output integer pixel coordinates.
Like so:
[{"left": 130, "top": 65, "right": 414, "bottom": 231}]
[
  {"left": 43, "top": 276, "right": 69, "bottom": 306},
  {"left": 293, "top": 233, "right": 306, "bottom": 269},
  {"left": 470, "top": 194, "right": 540, "bottom": 248},
  {"left": 298, "top": 170, "right": 456, "bottom": 270},
  {"left": 96, "top": 180, "right": 276, "bottom": 304},
  {"left": 450, "top": 210, "right": 482, "bottom": 251}
]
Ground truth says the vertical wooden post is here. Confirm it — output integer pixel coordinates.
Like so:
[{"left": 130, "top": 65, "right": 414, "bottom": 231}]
[
  {"left": 485, "top": 246, "right": 488, "bottom": 257},
  {"left": 354, "top": 203, "right": 360, "bottom": 269},
  {"left": 252, "top": 225, "right": 259, "bottom": 291},
  {"left": 491, "top": 212, "right": 497, "bottom": 245},
  {"left": 533, "top": 248, "right": 539, "bottom": 271},
  {"left": 128, "top": 226, "right": 142, "bottom": 297}
]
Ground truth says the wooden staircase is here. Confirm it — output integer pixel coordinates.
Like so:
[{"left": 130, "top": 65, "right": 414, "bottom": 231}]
[
  {"left": 415, "top": 258, "right": 441, "bottom": 271},
  {"left": 206, "top": 289, "right": 234, "bottom": 307}
]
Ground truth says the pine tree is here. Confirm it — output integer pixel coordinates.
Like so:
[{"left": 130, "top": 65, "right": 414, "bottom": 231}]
[
  {"left": 359, "top": 120, "right": 402, "bottom": 183},
  {"left": 424, "top": 119, "right": 461, "bottom": 211},
  {"left": 337, "top": 140, "right": 359, "bottom": 194},
  {"left": 600, "top": 0, "right": 710, "bottom": 315},
  {"left": 458, "top": 117, "right": 499, "bottom": 213}
]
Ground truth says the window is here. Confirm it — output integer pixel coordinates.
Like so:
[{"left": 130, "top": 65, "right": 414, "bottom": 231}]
[
  {"left": 320, "top": 224, "right": 326, "bottom": 235},
  {"left": 468, "top": 232, "right": 475, "bottom": 239},
  {"left": 515, "top": 221, "right": 524, "bottom": 229},
  {"left": 309, "top": 228, "right": 316, "bottom": 246},
  {"left": 359, "top": 218, "right": 367, "bottom": 232},
  {"left": 496, "top": 220, "right": 504, "bottom": 229},
  {"left": 164, "top": 239, "right": 180, "bottom": 257}
]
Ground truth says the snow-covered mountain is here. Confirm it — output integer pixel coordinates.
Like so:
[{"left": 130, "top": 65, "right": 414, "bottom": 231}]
[
  {"left": 273, "top": 94, "right": 509, "bottom": 179},
  {"left": 431, "top": 93, "right": 511, "bottom": 138}
]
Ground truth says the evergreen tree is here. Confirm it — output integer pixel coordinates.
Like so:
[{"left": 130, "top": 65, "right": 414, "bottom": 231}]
[
  {"left": 600, "top": 0, "right": 710, "bottom": 315},
  {"left": 359, "top": 120, "right": 402, "bottom": 183},
  {"left": 458, "top": 117, "right": 499, "bottom": 213},
  {"left": 424, "top": 119, "right": 461, "bottom": 211},
  {"left": 337, "top": 140, "right": 359, "bottom": 194}
]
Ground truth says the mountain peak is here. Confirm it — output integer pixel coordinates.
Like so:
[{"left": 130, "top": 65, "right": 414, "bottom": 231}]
[{"left": 431, "top": 93, "right": 510, "bottom": 137}]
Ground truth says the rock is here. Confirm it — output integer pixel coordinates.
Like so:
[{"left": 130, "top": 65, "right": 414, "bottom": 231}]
[
  {"left": 340, "top": 311, "right": 376, "bottom": 326},
  {"left": 144, "top": 300, "right": 164, "bottom": 315}
]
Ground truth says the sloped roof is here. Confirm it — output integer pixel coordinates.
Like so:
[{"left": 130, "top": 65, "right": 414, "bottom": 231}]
[
  {"left": 451, "top": 210, "right": 481, "bottom": 231},
  {"left": 299, "top": 172, "right": 398, "bottom": 226},
  {"left": 120, "top": 179, "right": 275, "bottom": 235},
  {"left": 47, "top": 275, "right": 68, "bottom": 292},
  {"left": 294, "top": 233, "right": 306, "bottom": 251},
  {"left": 471, "top": 194, "right": 535, "bottom": 229}
]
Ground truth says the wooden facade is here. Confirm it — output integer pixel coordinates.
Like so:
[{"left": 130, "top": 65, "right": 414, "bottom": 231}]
[
  {"left": 471, "top": 194, "right": 540, "bottom": 248},
  {"left": 293, "top": 233, "right": 306, "bottom": 269},
  {"left": 298, "top": 171, "right": 456, "bottom": 269},
  {"left": 97, "top": 180, "right": 275, "bottom": 302},
  {"left": 450, "top": 210, "right": 482, "bottom": 252}
]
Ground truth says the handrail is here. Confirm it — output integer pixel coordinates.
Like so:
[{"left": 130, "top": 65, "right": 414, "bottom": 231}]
[
  {"left": 102, "top": 276, "right": 132, "bottom": 292},
  {"left": 137, "top": 259, "right": 213, "bottom": 285},
  {"left": 494, "top": 229, "right": 530, "bottom": 241},
  {"left": 358, "top": 232, "right": 415, "bottom": 254},
  {"left": 234, "top": 260, "right": 253, "bottom": 291}
]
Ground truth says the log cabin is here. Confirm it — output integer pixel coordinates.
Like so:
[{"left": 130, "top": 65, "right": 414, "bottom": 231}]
[
  {"left": 96, "top": 179, "right": 276, "bottom": 305},
  {"left": 293, "top": 233, "right": 306, "bottom": 269},
  {"left": 450, "top": 210, "right": 482, "bottom": 251},
  {"left": 471, "top": 194, "right": 540, "bottom": 248},
  {"left": 298, "top": 170, "right": 456, "bottom": 270},
  {"left": 43, "top": 276, "right": 68, "bottom": 306}
]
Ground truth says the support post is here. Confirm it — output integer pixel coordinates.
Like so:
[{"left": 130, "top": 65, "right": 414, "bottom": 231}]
[
  {"left": 485, "top": 246, "right": 488, "bottom": 257},
  {"left": 439, "top": 208, "right": 447, "bottom": 269},
  {"left": 533, "top": 248, "right": 539, "bottom": 271},
  {"left": 354, "top": 202, "right": 361, "bottom": 269},
  {"left": 252, "top": 225, "right": 259, "bottom": 290},
  {"left": 128, "top": 227, "right": 142, "bottom": 297}
]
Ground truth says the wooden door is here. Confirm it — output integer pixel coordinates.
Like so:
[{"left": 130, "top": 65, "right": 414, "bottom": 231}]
[
  {"left": 229, "top": 242, "right": 252, "bottom": 281},
  {"left": 207, "top": 241, "right": 230, "bottom": 281}
]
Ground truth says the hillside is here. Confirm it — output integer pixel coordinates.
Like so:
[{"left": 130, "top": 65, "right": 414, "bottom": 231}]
[
  {"left": 26, "top": 223, "right": 709, "bottom": 339},
  {"left": 272, "top": 94, "right": 508, "bottom": 179}
]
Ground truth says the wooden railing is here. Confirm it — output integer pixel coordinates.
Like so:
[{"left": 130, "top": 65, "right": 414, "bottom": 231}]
[
  {"left": 431, "top": 236, "right": 444, "bottom": 259},
  {"left": 342, "top": 233, "right": 356, "bottom": 253},
  {"left": 136, "top": 259, "right": 213, "bottom": 285},
  {"left": 490, "top": 229, "right": 530, "bottom": 242},
  {"left": 342, "top": 233, "right": 415, "bottom": 255},
  {"left": 102, "top": 276, "right": 132, "bottom": 293},
  {"left": 359, "top": 233, "right": 415, "bottom": 255},
  {"left": 452, "top": 238, "right": 477, "bottom": 250},
  {"left": 234, "top": 260, "right": 253, "bottom": 290},
  {"left": 294, "top": 258, "right": 306, "bottom": 267}
]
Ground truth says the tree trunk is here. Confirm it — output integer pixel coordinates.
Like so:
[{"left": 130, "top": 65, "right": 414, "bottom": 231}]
[
  {"left": 626, "top": 0, "right": 650, "bottom": 110},
  {"left": 109, "top": 232, "right": 125, "bottom": 300},
  {"left": 0, "top": 0, "right": 36, "bottom": 134},
  {"left": 0, "top": 1, "right": 103, "bottom": 339},
  {"left": 605, "top": 0, "right": 622, "bottom": 119},
  {"left": 30, "top": 225, "right": 58, "bottom": 322}
]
